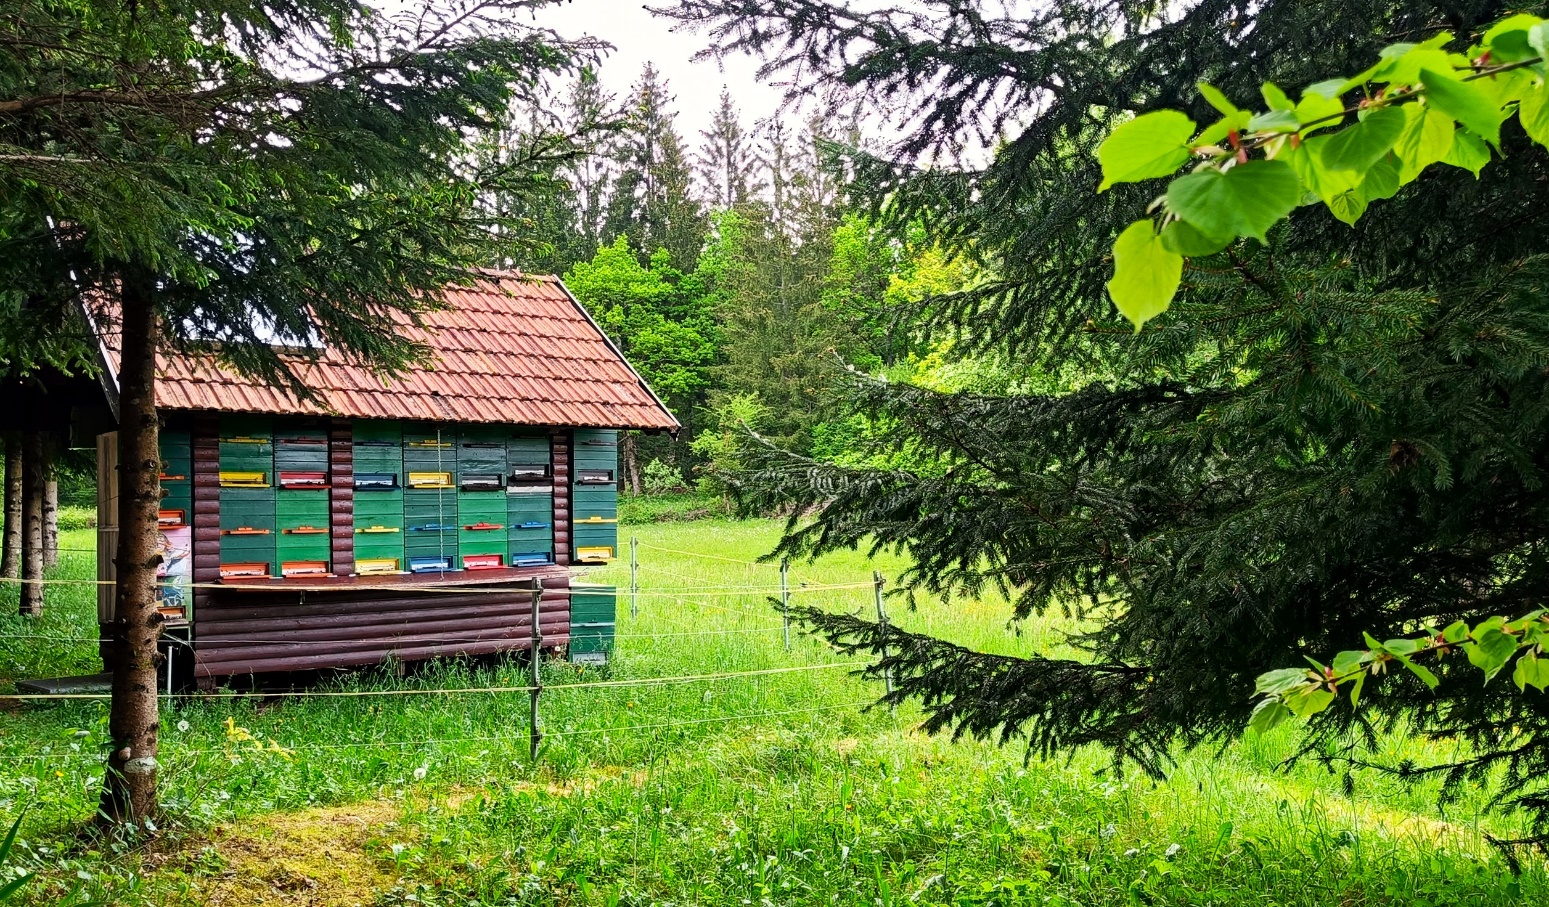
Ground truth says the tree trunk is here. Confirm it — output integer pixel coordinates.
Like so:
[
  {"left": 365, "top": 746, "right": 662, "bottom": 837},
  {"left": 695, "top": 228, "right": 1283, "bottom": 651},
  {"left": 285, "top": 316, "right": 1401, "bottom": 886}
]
[
  {"left": 20, "top": 431, "right": 46, "bottom": 616},
  {"left": 1, "top": 432, "right": 20, "bottom": 579},
  {"left": 622, "top": 431, "right": 642, "bottom": 496},
  {"left": 43, "top": 443, "right": 58, "bottom": 567},
  {"left": 99, "top": 272, "right": 162, "bottom": 827}
]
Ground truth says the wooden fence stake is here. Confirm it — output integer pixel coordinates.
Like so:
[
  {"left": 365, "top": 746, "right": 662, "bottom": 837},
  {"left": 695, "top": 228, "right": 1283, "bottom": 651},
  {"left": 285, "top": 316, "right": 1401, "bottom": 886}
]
[
  {"left": 780, "top": 557, "right": 792, "bottom": 651},
  {"left": 873, "top": 570, "right": 894, "bottom": 712},
  {"left": 629, "top": 535, "right": 639, "bottom": 618},
  {"left": 529, "top": 577, "right": 544, "bottom": 761}
]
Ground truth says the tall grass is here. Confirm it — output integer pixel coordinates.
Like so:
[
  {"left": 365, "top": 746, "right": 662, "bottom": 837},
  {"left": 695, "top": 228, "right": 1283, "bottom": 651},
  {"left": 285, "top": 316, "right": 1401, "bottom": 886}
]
[{"left": 0, "top": 524, "right": 1543, "bottom": 905}]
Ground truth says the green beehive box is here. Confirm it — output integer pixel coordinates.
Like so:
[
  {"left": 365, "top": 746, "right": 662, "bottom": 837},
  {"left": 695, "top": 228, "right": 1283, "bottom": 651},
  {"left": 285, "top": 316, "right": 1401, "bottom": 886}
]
[
  {"left": 458, "top": 527, "right": 507, "bottom": 554},
  {"left": 277, "top": 533, "right": 330, "bottom": 559},
  {"left": 570, "top": 585, "right": 617, "bottom": 624},
  {"left": 353, "top": 494, "right": 404, "bottom": 523},
  {"left": 572, "top": 522, "right": 617, "bottom": 562},
  {"left": 403, "top": 423, "right": 456, "bottom": 447},
  {"left": 352, "top": 420, "right": 402, "bottom": 444},
  {"left": 507, "top": 434, "right": 550, "bottom": 460},
  {"left": 276, "top": 490, "right": 329, "bottom": 522},
  {"left": 572, "top": 487, "right": 618, "bottom": 520},
  {"left": 220, "top": 488, "right": 276, "bottom": 531},
  {"left": 569, "top": 622, "right": 616, "bottom": 664},
  {"left": 220, "top": 534, "right": 276, "bottom": 565}
]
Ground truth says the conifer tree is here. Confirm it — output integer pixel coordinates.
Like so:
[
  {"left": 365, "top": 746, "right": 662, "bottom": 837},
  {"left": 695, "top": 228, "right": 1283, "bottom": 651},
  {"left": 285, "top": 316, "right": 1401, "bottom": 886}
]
[
  {"left": 670, "top": 0, "right": 1549, "bottom": 845},
  {"left": 605, "top": 64, "right": 707, "bottom": 271},
  {"left": 697, "top": 88, "right": 764, "bottom": 209},
  {"left": 2, "top": 0, "right": 586, "bottom": 824}
]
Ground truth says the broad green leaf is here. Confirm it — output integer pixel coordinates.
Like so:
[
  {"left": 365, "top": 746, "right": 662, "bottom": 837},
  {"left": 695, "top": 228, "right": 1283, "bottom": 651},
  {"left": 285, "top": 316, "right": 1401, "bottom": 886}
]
[
  {"left": 1382, "top": 635, "right": 1423, "bottom": 656},
  {"left": 1108, "top": 220, "right": 1183, "bottom": 330},
  {"left": 1517, "top": 80, "right": 1549, "bottom": 146},
  {"left": 1394, "top": 104, "right": 1455, "bottom": 181},
  {"left": 1533, "top": 22, "right": 1549, "bottom": 61},
  {"left": 1261, "top": 82, "right": 1294, "bottom": 111},
  {"left": 1160, "top": 219, "right": 1233, "bottom": 256},
  {"left": 1248, "top": 109, "right": 1301, "bottom": 133},
  {"left": 1284, "top": 685, "right": 1336, "bottom": 718},
  {"left": 1249, "top": 698, "right": 1292, "bottom": 734},
  {"left": 1197, "top": 82, "right": 1239, "bottom": 115},
  {"left": 1167, "top": 160, "right": 1302, "bottom": 242},
  {"left": 1098, "top": 110, "right": 1197, "bottom": 190},
  {"left": 1421, "top": 69, "right": 1505, "bottom": 146},
  {"left": 1485, "top": 14, "right": 1545, "bottom": 62},
  {"left": 1514, "top": 650, "right": 1549, "bottom": 692},
  {"left": 1304, "top": 77, "right": 1348, "bottom": 100},
  {"left": 1475, "top": 68, "right": 1533, "bottom": 112},
  {"left": 1375, "top": 45, "right": 1456, "bottom": 86},
  {"left": 1296, "top": 93, "right": 1347, "bottom": 133},
  {"left": 1195, "top": 110, "right": 1253, "bottom": 146},
  {"left": 1327, "top": 190, "right": 1368, "bottom": 226},
  {"left": 1396, "top": 654, "right": 1439, "bottom": 689},
  {"left": 1332, "top": 649, "right": 1370, "bottom": 676},
  {"left": 1465, "top": 626, "right": 1520, "bottom": 682},
  {"left": 1255, "top": 667, "right": 1313, "bottom": 696},
  {"left": 1289, "top": 137, "right": 1361, "bottom": 201},
  {"left": 1360, "top": 155, "right": 1402, "bottom": 202},
  {"left": 1349, "top": 671, "right": 1366, "bottom": 708},
  {"left": 1442, "top": 620, "right": 1469, "bottom": 644},
  {"left": 1318, "top": 105, "right": 1407, "bottom": 172},
  {"left": 1443, "top": 129, "right": 1491, "bottom": 176}
]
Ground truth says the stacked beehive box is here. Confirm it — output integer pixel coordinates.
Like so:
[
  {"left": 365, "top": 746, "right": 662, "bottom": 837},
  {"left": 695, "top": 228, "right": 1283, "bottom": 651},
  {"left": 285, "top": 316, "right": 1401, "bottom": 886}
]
[
  {"left": 275, "top": 424, "right": 331, "bottom": 576},
  {"left": 571, "top": 429, "right": 619, "bottom": 564},
  {"left": 351, "top": 421, "right": 406, "bottom": 575},
  {"left": 218, "top": 415, "right": 277, "bottom": 578},
  {"left": 507, "top": 432, "right": 554, "bottom": 566}
]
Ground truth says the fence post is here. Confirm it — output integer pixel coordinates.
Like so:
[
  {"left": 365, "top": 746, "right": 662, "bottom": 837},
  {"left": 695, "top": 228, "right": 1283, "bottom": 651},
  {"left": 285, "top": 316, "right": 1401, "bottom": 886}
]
[
  {"left": 873, "top": 570, "right": 894, "bottom": 711},
  {"left": 529, "top": 577, "right": 544, "bottom": 760},
  {"left": 780, "top": 557, "right": 792, "bottom": 651},
  {"left": 630, "top": 535, "right": 639, "bottom": 619}
]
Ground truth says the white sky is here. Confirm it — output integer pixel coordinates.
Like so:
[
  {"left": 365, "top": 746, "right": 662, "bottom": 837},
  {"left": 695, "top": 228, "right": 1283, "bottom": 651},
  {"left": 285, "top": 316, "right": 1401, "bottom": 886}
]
[{"left": 542, "top": 0, "right": 791, "bottom": 143}]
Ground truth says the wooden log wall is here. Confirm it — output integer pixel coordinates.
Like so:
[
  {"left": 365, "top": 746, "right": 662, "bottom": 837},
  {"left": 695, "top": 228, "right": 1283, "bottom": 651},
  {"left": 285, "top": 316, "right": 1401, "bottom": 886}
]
[
  {"left": 190, "top": 577, "right": 572, "bottom": 678},
  {"left": 190, "top": 413, "right": 221, "bottom": 615},
  {"left": 552, "top": 430, "right": 571, "bottom": 567},
  {"left": 328, "top": 422, "right": 354, "bottom": 576}
]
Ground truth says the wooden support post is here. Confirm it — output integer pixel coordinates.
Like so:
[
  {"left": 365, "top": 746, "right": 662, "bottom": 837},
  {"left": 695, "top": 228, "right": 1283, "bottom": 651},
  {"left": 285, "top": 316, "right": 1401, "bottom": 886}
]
[
  {"left": 629, "top": 535, "right": 639, "bottom": 619},
  {"left": 780, "top": 557, "right": 792, "bottom": 652},
  {"left": 873, "top": 570, "right": 894, "bottom": 711},
  {"left": 20, "top": 431, "right": 45, "bottom": 616},
  {"left": 529, "top": 577, "right": 544, "bottom": 761},
  {"left": 2, "top": 431, "right": 21, "bottom": 580}
]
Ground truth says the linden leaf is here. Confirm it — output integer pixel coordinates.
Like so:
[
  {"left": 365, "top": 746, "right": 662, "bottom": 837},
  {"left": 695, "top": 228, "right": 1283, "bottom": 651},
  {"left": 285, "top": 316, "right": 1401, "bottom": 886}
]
[
  {"left": 1249, "top": 698, "right": 1292, "bottom": 734},
  {"left": 1443, "top": 128, "right": 1490, "bottom": 177},
  {"left": 1516, "top": 80, "right": 1549, "bottom": 147},
  {"left": 1394, "top": 104, "right": 1455, "bottom": 181},
  {"left": 1197, "top": 82, "right": 1240, "bottom": 116},
  {"left": 1167, "top": 160, "right": 1302, "bottom": 242},
  {"left": 1318, "top": 105, "right": 1407, "bottom": 173},
  {"left": 1421, "top": 68, "right": 1505, "bottom": 147},
  {"left": 1160, "top": 219, "right": 1233, "bottom": 257},
  {"left": 1107, "top": 220, "right": 1183, "bottom": 330},
  {"left": 1098, "top": 110, "right": 1197, "bottom": 191}
]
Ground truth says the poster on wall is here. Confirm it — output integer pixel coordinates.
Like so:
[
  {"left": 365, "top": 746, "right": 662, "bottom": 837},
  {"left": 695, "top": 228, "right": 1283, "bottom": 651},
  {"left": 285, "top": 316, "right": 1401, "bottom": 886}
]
[{"left": 156, "top": 525, "right": 192, "bottom": 620}]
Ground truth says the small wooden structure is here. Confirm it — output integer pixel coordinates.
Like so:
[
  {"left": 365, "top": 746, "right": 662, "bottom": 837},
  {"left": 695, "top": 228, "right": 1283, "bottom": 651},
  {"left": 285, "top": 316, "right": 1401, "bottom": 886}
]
[{"left": 81, "top": 272, "right": 677, "bottom": 686}]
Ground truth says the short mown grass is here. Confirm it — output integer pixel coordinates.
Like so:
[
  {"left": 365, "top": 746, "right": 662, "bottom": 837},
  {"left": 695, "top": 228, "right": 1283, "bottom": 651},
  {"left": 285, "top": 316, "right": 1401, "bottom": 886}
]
[{"left": 0, "top": 521, "right": 1545, "bottom": 905}]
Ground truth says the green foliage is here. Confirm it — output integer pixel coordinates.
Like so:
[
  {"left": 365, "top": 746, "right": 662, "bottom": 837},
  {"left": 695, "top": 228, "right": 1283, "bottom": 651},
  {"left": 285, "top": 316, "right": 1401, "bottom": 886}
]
[
  {"left": 1252, "top": 610, "right": 1549, "bottom": 735},
  {"left": 1097, "top": 16, "right": 1549, "bottom": 328},
  {"left": 670, "top": 0, "right": 1549, "bottom": 855}
]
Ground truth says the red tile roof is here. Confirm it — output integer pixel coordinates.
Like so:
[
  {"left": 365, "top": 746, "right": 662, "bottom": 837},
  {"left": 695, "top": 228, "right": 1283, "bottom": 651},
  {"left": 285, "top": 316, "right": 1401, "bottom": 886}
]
[{"left": 97, "top": 272, "right": 679, "bottom": 431}]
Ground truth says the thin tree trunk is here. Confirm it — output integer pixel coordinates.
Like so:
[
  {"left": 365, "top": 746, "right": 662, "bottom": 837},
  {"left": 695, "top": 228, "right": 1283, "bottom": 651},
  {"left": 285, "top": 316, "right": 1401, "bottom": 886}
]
[
  {"left": 20, "top": 431, "right": 45, "bottom": 616},
  {"left": 100, "top": 272, "right": 162, "bottom": 826},
  {"left": 1, "top": 431, "right": 20, "bottom": 579},
  {"left": 43, "top": 442, "right": 58, "bottom": 567},
  {"left": 622, "top": 431, "right": 642, "bottom": 496}
]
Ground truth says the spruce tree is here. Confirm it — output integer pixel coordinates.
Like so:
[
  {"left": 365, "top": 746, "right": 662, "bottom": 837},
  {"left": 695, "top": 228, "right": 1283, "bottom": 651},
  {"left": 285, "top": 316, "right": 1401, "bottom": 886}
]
[
  {"left": 670, "top": 0, "right": 1549, "bottom": 845},
  {"left": 2, "top": 0, "right": 585, "bottom": 824},
  {"left": 605, "top": 64, "right": 707, "bottom": 271},
  {"left": 697, "top": 88, "right": 764, "bottom": 209}
]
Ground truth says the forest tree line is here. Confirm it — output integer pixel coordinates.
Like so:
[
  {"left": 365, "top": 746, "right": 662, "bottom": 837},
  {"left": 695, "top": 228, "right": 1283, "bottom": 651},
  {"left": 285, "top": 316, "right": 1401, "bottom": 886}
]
[{"left": 492, "top": 65, "right": 974, "bottom": 494}]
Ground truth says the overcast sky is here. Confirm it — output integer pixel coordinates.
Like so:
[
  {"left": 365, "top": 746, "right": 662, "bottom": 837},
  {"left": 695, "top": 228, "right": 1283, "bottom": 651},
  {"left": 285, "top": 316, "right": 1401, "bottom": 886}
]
[{"left": 541, "top": 1, "right": 792, "bottom": 143}]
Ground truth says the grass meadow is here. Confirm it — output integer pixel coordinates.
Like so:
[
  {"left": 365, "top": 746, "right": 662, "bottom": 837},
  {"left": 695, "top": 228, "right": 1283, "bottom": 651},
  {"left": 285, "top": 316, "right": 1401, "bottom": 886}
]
[{"left": 0, "top": 520, "right": 1545, "bottom": 905}]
